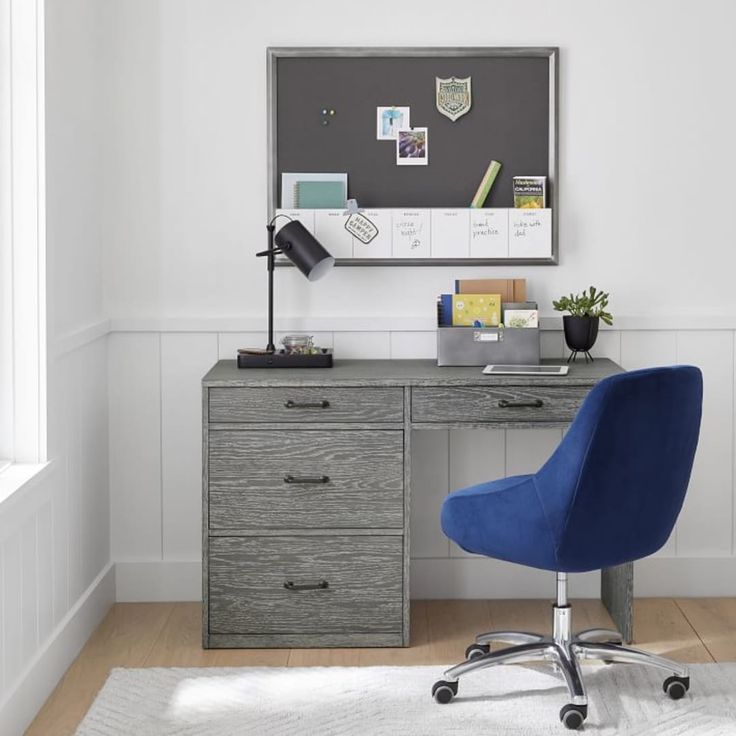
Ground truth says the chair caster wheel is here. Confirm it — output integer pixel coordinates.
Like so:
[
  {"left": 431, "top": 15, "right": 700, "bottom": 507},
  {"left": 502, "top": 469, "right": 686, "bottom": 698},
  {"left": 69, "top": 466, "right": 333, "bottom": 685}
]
[
  {"left": 465, "top": 643, "right": 490, "bottom": 660},
  {"left": 663, "top": 675, "right": 690, "bottom": 700},
  {"left": 431, "top": 679, "right": 458, "bottom": 704},
  {"left": 559, "top": 704, "right": 587, "bottom": 730}
]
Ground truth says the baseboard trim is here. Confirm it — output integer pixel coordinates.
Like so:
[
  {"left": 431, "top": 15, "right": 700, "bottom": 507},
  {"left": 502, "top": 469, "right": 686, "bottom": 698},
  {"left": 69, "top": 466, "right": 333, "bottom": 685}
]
[
  {"left": 113, "top": 556, "right": 736, "bottom": 603},
  {"left": 0, "top": 562, "right": 115, "bottom": 736}
]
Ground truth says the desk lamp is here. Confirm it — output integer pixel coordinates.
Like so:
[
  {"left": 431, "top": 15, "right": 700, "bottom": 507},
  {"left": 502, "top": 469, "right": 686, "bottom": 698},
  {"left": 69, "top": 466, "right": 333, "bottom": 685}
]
[{"left": 237, "top": 215, "right": 335, "bottom": 368}]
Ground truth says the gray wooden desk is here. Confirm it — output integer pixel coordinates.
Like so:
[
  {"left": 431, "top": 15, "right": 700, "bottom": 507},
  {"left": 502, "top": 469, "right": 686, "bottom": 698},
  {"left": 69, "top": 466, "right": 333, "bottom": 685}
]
[{"left": 202, "top": 358, "right": 632, "bottom": 648}]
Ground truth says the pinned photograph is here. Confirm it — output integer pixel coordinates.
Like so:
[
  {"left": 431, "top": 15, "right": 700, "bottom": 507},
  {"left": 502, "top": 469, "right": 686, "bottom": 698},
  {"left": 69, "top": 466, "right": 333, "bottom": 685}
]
[
  {"left": 396, "top": 128, "right": 428, "bottom": 166},
  {"left": 376, "top": 106, "right": 410, "bottom": 140}
]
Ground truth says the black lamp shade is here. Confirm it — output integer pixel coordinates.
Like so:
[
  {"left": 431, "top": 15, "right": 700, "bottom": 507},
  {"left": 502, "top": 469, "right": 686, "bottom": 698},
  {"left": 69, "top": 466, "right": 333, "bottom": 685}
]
[{"left": 274, "top": 220, "right": 335, "bottom": 281}]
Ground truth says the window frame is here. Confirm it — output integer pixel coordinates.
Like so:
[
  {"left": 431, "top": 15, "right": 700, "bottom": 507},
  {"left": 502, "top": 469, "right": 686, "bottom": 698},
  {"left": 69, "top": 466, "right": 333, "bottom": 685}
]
[{"left": 0, "top": 0, "right": 47, "bottom": 470}]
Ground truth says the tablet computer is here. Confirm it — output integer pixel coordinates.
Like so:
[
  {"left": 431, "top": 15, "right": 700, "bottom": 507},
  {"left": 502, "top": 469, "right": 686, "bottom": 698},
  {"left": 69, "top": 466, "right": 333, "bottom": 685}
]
[{"left": 482, "top": 364, "right": 569, "bottom": 376}]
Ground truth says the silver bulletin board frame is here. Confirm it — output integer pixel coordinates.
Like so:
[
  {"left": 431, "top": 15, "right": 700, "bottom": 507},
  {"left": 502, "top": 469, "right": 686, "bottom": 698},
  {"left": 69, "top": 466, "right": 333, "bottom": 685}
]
[{"left": 267, "top": 47, "right": 559, "bottom": 266}]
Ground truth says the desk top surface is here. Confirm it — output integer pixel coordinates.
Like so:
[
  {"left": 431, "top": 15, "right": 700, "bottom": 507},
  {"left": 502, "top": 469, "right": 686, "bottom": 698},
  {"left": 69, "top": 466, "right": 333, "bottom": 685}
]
[{"left": 203, "top": 358, "right": 622, "bottom": 389}]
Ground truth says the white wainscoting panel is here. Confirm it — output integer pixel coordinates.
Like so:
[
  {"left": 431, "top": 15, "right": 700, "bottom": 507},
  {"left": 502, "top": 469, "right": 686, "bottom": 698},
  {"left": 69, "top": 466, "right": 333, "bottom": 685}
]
[
  {"left": 591, "top": 330, "right": 621, "bottom": 363},
  {"left": 161, "top": 333, "right": 218, "bottom": 559},
  {"left": 2, "top": 531, "right": 23, "bottom": 693},
  {"left": 77, "top": 339, "right": 111, "bottom": 598},
  {"left": 448, "top": 429, "right": 505, "bottom": 558},
  {"left": 51, "top": 463, "right": 70, "bottom": 626},
  {"left": 109, "top": 333, "right": 163, "bottom": 560},
  {"left": 675, "top": 331, "right": 734, "bottom": 556},
  {"left": 620, "top": 330, "right": 677, "bottom": 370},
  {"left": 332, "top": 331, "right": 391, "bottom": 359},
  {"left": 105, "top": 325, "right": 736, "bottom": 600},
  {"left": 217, "top": 332, "right": 265, "bottom": 359},
  {"left": 21, "top": 515, "right": 39, "bottom": 665},
  {"left": 0, "top": 333, "right": 113, "bottom": 734},
  {"left": 390, "top": 331, "right": 437, "bottom": 360},
  {"left": 409, "top": 430, "right": 449, "bottom": 559},
  {"left": 36, "top": 501, "right": 54, "bottom": 648},
  {"left": 506, "top": 428, "right": 563, "bottom": 477}
]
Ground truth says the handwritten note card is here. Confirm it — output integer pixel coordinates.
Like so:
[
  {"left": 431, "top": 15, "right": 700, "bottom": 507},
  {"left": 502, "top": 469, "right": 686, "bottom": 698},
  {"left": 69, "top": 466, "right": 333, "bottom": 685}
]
[
  {"left": 314, "top": 210, "right": 354, "bottom": 259},
  {"left": 352, "top": 209, "right": 392, "bottom": 259},
  {"left": 431, "top": 209, "right": 470, "bottom": 258},
  {"left": 392, "top": 209, "right": 430, "bottom": 258},
  {"left": 509, "top": 208, "right": 552, "bottom": 259},
  {"left": 470, "top": 209, "right": 509, "bottom": 258}
]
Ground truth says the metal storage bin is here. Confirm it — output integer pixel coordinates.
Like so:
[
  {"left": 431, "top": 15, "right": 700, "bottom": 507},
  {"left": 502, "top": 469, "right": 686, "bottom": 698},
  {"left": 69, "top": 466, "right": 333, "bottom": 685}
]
[{"left": 437, "top": 327, "right": 540, "bottom": 367}]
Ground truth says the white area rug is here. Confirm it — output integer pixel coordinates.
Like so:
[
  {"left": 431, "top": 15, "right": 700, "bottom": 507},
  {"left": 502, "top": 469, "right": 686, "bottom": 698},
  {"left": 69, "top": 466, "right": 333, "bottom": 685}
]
[{"left": 77, "top": 664, "right": 736, "bottom": 735}]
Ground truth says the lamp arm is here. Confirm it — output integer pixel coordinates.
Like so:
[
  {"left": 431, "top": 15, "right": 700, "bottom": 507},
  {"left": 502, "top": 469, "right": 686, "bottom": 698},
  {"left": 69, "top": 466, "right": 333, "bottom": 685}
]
[
  {"left": 267, "top": 213, "right": 293, "bottom": 228},
  {"left": 256, "top": 242, "right": 291, "bottom": 258}
]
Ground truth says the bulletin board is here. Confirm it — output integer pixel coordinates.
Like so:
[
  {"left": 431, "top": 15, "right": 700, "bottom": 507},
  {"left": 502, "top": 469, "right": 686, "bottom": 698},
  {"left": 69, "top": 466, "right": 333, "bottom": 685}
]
[{"left": 267, "top": 47, "right": 558, "bottom": 266}]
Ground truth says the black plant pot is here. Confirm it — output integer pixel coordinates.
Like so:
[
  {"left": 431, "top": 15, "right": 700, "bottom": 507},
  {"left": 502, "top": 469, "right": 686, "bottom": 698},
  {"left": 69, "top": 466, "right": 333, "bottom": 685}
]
[{"left": 563, "top": 316, "right": 599, "bottom": 363}]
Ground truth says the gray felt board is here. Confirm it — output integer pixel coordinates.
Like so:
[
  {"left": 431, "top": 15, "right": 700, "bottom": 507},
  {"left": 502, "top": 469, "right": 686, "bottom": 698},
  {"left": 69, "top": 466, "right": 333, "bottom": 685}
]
[{"left": 275, "top": 55, "right": 550, "bottom": 209}]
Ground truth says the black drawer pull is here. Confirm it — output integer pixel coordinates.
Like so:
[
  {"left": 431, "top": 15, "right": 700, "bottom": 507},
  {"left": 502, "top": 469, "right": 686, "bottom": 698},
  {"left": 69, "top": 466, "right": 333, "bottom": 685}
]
[
  {"left": 284, "top": 474, "right": 330, "bottom": 484},
  {"left": 284, "top": 399, "right": 330, "bottom": 409},
  {"left": 284, "top": 580, "right": 329, "bottom": 591},
  {"left": 497, "top": 398, "right": 544, "bottom": 409}
]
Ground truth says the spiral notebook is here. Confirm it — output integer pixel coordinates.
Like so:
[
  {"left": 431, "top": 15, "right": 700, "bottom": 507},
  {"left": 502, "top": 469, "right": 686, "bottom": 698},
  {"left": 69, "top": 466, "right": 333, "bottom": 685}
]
[
  {"left": 295, "top": 181, "right": 345, "bottom": 208},
  {"left": 281, "top": 173, "right": 347, "bottom": 209}
]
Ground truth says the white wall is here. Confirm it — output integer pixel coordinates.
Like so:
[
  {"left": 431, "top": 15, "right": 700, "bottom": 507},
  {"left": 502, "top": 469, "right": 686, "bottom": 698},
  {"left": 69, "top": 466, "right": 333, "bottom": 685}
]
[
  {"left": 0, "top": 2, "right": 113, "bottom": 733},
  {"left": 102, "top": 0, "right": 736, "bottom": 322}
]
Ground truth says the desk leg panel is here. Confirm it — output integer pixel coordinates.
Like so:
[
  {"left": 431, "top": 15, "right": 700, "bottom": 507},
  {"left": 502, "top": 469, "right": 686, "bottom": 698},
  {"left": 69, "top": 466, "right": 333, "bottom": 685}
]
[
  {"left": 601, "top": 562, "right": 634, "bottom": 643},
  {"left": 403, "top": 386, "right": 411, "bottom": 646}
]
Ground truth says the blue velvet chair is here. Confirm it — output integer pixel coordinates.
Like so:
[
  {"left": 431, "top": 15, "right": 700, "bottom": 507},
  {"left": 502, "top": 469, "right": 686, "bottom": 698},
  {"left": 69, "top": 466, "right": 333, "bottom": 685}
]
[{"left": 432, "top": 366, "right": 703, "bottom": 730}]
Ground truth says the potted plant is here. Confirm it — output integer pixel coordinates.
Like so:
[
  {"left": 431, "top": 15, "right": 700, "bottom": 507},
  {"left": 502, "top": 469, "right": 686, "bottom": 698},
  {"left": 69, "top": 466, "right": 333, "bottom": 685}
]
[{"left": 553, "top": 286, "right": 613, "bottom": 362}]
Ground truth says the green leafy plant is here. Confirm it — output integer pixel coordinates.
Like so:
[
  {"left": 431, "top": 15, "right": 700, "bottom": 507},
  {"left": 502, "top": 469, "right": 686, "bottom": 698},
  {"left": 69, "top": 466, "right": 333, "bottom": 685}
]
[{"left": 553, "top": 286, "right": 613, "bottom": 326}]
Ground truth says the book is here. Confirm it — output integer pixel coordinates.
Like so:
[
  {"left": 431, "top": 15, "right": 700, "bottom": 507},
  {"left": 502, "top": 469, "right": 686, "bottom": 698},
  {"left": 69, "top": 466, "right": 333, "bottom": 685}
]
[
  {"left": 455, "top": 279, "right": 526, "bottom": 303},
  {"left": 452, "top": 293, "right": 502, "bottom": 327},
  {"left": 295, "top": 181, "right": 345, "bottom": 208},
  {"left": 513, "top": 176, "right": 546, "bottom": 208},
  {"left": 470, "top": 160, "right": 502, "bottom": 208},
  {"left": 280, "top": 173, "right": 347, "bottom": 208},
  {"left": 437, "top": 294, "right": 453, "bottom": 326}
]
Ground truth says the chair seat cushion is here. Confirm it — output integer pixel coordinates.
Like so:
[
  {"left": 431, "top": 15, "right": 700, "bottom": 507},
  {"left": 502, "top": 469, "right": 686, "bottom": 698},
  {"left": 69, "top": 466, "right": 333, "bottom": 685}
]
[{"left": 441, "top": 474, "right": 562, "bottom": 572}]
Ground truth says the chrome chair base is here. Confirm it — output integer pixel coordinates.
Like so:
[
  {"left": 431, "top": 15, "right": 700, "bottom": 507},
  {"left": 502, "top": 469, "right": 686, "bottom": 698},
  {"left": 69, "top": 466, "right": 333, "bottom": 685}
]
[{"left": 431, "top": 575, "right": 690, "bottom": 730}]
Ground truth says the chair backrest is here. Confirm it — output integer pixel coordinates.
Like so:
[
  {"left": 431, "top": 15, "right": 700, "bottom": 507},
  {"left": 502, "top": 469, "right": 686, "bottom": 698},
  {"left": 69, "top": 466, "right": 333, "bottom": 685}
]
[{"left": 535, "top": 366, "right": 703, "bottom": 571}]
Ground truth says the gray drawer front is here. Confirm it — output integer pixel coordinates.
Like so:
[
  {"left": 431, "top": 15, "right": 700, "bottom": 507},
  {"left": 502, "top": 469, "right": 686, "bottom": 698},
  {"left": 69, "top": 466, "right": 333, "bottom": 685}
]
[
  {"left": 412, "top": 385, "right": 588, "bottom": 424},
  {"left": 208, "top": 535, "right": 403, "bottom": 635},
  {"left": 209, "top": 386, "right": 404, "bottom": 423},
  {"left": 209, "top": 430, "right": 404, "bottom": 529}
]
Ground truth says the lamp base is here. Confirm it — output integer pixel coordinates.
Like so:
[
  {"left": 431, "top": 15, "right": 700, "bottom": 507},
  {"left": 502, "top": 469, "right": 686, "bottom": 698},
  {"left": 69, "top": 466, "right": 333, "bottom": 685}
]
[{"left": 237, "top": 349, "right": 333, "bottom": 369}]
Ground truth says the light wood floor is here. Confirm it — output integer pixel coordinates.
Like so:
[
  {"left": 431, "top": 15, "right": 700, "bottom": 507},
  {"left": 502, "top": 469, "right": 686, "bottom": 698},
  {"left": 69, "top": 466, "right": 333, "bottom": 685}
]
[{"left": 27, "top": 598, "right": 736, "bottom": 735}]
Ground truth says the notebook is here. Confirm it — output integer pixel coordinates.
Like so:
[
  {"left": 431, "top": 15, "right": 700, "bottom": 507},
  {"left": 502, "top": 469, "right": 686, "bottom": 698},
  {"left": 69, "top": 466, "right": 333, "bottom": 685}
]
[
  {"left": 295, "top": 181, "right": 346, "bottom": 209},
  {"left": 280, "top": 173, "right": 348, "bottom": 208}
]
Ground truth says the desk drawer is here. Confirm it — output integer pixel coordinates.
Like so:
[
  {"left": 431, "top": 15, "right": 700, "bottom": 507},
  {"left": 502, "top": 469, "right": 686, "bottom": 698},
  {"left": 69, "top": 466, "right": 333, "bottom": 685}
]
[
  {"left": 412, "top": 385, "right": 588, "bottom": 424},
  {"left": 208, "top": 430, "right": 403, "bottom": 529},
  {"left": 209, "top": 386, "right": 404, "bottom": 424},
  {"left": 208, "top": 535, "right": 403, "bottom": 635}
]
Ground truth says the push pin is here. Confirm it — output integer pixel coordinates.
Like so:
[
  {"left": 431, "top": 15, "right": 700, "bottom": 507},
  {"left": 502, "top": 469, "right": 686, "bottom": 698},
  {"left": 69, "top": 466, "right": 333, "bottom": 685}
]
[{"left": 320, "top": 108, "right": 336, "bottom": 126}]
